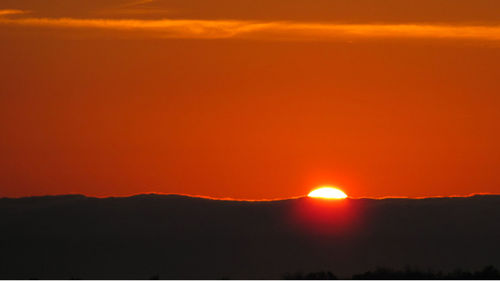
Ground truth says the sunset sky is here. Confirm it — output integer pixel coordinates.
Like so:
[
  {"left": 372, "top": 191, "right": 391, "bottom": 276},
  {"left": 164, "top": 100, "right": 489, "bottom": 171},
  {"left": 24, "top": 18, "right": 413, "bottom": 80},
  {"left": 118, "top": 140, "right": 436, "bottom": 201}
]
[{"left": 1, "top": 0, "right": 500, "bottom": 199}]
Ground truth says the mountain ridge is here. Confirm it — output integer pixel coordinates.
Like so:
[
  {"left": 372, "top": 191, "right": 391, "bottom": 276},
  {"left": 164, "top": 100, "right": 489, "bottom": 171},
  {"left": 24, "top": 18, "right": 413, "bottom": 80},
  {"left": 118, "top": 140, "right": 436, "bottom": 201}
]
[{"left": 1, "top": 194, "right": 500, "bottom": 279}]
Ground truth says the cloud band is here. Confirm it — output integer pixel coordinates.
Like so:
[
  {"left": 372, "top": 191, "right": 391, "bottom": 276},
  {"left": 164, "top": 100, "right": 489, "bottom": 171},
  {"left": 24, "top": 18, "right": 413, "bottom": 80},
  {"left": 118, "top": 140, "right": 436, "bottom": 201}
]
[{"left": 1, "top": 10, "right": 500, "bottom": 41}]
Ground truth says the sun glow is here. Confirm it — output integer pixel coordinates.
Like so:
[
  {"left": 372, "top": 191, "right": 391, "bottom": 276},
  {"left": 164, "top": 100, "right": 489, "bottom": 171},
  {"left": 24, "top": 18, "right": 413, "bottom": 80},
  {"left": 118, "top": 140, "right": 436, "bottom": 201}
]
[{"left": 308, "top": 187, "right": 348, "bottom": 199}]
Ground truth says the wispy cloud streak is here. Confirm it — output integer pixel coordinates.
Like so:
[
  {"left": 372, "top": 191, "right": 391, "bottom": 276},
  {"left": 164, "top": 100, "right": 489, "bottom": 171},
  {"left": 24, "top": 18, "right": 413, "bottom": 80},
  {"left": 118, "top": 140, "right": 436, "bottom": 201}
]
[
  {"left": 1, "top": 10, "right": 500, "bottom": 41},
  {"left": 121, "top": 0, "right": 156, "bottom": 7},
  {"left": 0, "top": 9, "right": 27, "bottom": 16}
]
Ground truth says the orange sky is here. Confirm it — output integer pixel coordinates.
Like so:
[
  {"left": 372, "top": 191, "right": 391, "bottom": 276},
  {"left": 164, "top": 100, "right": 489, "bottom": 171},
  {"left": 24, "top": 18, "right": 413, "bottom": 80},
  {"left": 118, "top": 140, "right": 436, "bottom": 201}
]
[{"left": 1, "top": 0, "right": 500, "bottom": 199}]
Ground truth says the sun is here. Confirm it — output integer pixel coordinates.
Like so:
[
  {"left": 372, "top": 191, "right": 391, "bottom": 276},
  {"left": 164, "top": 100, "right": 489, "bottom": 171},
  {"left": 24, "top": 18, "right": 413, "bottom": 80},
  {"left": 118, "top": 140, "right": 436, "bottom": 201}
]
[{"left": 308, "top": 187, "right": 348, "bottom": 199}]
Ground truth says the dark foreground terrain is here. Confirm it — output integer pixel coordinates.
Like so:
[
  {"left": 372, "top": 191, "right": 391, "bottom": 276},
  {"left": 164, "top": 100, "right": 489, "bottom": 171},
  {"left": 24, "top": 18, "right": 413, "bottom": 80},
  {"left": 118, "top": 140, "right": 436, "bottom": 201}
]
[{"left": 1, "top": 194, "right": 500, "bottom": 279}]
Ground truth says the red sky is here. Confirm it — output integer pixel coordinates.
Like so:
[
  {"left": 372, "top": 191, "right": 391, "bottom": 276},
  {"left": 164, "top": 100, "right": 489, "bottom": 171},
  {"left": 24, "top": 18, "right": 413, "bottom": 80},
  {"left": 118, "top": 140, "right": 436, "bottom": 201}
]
[{"left": 1, "top": 0, "right": 500, "bottom": 199}]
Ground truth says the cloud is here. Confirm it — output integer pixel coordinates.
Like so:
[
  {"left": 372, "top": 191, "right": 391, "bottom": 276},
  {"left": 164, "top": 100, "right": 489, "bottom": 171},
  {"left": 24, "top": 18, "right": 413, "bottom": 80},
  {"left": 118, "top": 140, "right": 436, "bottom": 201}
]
[
  {"left": 1, "top": 10, "right": 500, "bottom": 41},
  {"left": 95, "top": 0, "right": 172, "bottom": 17},
  {"left": 0, "top": 9, "right": 27, "bottom": 16},
  {"left": 121, "top": 0, "right": 156, "bottom": 7}
]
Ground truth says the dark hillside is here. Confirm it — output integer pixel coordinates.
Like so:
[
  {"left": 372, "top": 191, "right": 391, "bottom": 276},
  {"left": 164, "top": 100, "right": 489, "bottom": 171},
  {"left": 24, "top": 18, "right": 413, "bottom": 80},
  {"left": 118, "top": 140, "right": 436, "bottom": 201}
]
[{"left": 1, "top": 194, "right": 500, "bottom": 279}]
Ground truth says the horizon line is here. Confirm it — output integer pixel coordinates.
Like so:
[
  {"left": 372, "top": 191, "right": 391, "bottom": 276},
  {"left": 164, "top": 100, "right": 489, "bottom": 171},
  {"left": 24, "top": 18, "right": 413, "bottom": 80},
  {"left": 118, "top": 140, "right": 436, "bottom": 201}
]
[{"left": 1, "top": 192, "right": 499, "bottom": 202}]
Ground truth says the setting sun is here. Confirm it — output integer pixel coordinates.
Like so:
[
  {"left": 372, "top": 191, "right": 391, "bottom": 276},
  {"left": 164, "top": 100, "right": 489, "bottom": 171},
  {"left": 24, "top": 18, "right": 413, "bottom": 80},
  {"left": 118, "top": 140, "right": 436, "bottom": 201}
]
[{"left": 308, "top": 187, "right": 348, "bottom": 199}]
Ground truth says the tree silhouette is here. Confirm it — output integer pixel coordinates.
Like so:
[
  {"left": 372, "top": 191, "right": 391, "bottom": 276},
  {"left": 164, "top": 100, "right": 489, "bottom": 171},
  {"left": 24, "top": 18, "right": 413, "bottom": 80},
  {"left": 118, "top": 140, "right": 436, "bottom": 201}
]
[
  {"left": 289, "top": 265, "right": 500, "bottom": 280},
  {"left": 283, "top": 271, "right": 337, "bottom": 280}
]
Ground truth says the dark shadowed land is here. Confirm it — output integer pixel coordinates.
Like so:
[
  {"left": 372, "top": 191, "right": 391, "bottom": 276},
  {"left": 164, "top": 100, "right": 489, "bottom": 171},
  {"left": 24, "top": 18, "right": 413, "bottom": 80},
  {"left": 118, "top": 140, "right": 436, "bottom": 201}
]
[
  {"left": 1, "top": 194, "right": 500, "bottom": 279},
  {"left": 285, "top": 266, "right": 500, "bottom": 279}
]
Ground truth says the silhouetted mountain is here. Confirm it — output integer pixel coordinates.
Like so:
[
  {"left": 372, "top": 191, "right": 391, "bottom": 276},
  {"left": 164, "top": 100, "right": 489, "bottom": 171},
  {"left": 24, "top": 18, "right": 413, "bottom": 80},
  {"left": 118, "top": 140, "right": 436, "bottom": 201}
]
[{"left": 1, "top": 194, "right": 500, "bottom": 279}]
